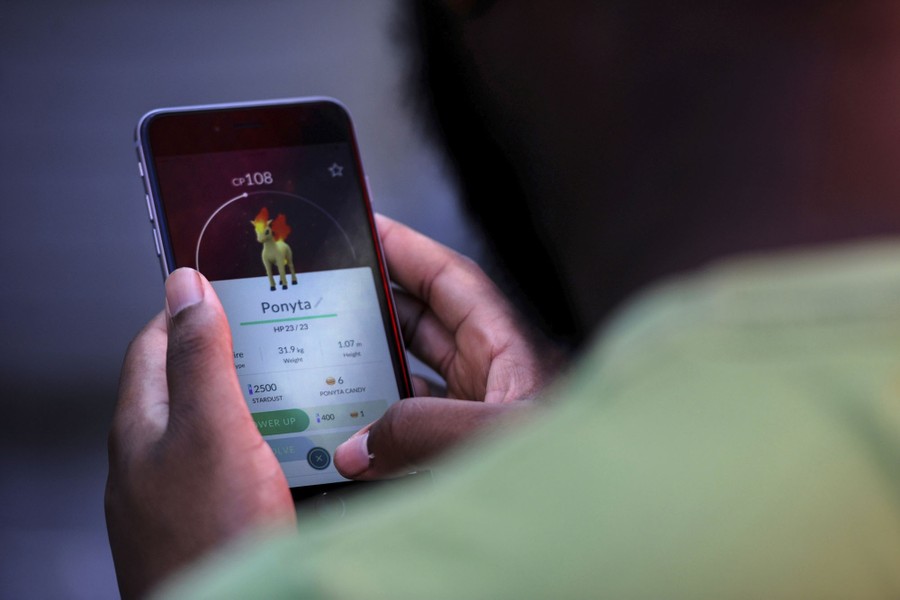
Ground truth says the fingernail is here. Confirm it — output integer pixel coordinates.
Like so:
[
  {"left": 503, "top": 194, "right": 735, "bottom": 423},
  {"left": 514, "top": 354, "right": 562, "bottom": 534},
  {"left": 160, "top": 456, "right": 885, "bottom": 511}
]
[
  {"left": 335, "top": 431, "right": 372, "bottom": 477},
  {"left": 166, "top": 268, "right": 205, "bottom": 317}
]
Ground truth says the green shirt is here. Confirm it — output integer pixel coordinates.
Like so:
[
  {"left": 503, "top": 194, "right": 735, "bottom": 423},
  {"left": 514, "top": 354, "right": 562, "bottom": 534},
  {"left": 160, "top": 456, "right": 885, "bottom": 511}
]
[{"left": 159, "top": 240, "right": 900, "bottom": 598}]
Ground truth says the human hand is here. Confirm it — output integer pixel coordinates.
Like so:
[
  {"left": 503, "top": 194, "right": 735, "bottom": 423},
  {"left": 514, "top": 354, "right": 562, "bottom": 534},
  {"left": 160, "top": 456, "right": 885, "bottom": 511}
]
[
  {"left": 334, "top": 215, "right": 561, "bottom": 480},
  {"left": 105, "top": 268, "right": 295, "bottom": 599}
]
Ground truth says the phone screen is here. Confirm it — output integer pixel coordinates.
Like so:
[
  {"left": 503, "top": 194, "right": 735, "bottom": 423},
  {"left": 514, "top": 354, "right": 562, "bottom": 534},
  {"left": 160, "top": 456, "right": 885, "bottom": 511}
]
[{"left": 138, "top": 100, "right": 411, "bottom": 491}]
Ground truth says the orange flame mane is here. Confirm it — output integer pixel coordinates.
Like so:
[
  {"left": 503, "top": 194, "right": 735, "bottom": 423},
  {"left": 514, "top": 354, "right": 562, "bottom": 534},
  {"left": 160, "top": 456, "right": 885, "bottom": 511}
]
[
  {"left": 252, "top": 207, "right": 270, "bottom": 235},
  {"left": 271, "top": 213, "right": 291, "bottom": 242},
  {"left": 251, "top": 208, "right": 291, "bottom": 242}
]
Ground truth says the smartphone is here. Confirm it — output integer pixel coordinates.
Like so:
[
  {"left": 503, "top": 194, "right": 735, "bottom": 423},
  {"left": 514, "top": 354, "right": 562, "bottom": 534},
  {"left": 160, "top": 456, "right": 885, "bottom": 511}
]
[{"left": 135, "top": 98, "right": 414, "bottom": 507}]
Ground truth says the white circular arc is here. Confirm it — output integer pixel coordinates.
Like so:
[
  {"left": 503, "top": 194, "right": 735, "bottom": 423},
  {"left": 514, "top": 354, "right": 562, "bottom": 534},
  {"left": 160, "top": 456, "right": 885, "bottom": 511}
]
[{"left": 194, "top": 190, "right": 357, "bottom": 273}]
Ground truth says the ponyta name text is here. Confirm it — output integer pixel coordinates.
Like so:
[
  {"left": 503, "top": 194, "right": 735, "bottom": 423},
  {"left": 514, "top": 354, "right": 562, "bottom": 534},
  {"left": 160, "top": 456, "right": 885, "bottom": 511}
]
[{"left": 261, "top": 299, "right": 313, "bottom": 315}]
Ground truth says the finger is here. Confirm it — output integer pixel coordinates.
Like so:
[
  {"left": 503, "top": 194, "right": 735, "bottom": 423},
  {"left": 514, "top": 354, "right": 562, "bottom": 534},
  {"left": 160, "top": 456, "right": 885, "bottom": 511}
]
[
  {"left": 110, "top": 311, "right": 170, "bottom": 460},
  {"left": 377, "top": 214, "right": 530, "bottom": 396},
  {"left": 376, "top": 214, "right": 516, "bottom": 337},
  {"left": 333, "top": 398, "right": 526, "bottom": 480},
  {"left": 396, "top": 286, "right": 544, "bottom": 403},
  {"left": 411, "top": 374, "right": 447, "bottom": 398},
  {"left": 163, "top": 269, "right": 248, "bottom": 442},
  {"left": 393, "top": 289, "right": 458, "bottom": 377}
]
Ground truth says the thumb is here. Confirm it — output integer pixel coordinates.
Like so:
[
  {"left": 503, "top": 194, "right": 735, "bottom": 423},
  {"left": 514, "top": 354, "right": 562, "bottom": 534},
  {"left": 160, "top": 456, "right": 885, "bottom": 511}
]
[
  {"left": 334, "top": 398, "right": 520, "bottom": 480},
  {"left": 164, "top": 268, "right": 246, "bottom": 436}
]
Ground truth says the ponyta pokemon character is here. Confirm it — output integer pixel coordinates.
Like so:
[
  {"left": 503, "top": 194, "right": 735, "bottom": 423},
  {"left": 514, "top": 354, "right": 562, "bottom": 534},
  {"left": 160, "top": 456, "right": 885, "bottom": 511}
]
[{"left": 251, "top": 207, "right": 297, "bottom": 291}]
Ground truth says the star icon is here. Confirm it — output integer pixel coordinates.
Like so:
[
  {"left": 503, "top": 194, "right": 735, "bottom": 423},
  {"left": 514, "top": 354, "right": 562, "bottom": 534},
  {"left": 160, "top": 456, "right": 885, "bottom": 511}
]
[{"left": 328, "top": 163, "right": 344, "bottom": 178}]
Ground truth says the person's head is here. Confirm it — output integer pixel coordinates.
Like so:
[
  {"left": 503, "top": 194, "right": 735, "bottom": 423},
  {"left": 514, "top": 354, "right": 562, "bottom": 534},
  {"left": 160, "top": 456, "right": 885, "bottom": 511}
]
[{"left": 405, "top": 0, "right": 900, "bottom": 346}]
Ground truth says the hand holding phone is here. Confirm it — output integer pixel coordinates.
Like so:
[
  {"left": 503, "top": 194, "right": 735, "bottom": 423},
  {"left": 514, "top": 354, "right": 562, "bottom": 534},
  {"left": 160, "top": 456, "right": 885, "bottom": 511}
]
[
  {"left": 333, "top": 214, "right": 555, "bottom": 479},
  {"left": 108, "top": 96, "right": 553, "bottom": 598},
  {"left": 107, "top": 269, "right": 298, "bottom": 599}
]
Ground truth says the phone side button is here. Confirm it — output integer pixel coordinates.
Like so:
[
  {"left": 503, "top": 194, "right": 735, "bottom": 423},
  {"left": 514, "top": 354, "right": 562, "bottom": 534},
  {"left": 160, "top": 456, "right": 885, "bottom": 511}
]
[
  {"left": 138, "top": 161, "right": 144, "bottom": 178},
  {"left": 152, "top": 228, "right": 162, "bottom": 256},
  {"left": 145, "top": 194, "right": 155, "bottom": 222}
]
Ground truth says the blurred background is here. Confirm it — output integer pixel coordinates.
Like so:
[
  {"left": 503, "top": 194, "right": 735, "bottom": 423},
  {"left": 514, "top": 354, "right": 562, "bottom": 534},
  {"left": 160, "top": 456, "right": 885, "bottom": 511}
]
[{"left": 0, "top": 2, "right": 478, "bottom": 597}]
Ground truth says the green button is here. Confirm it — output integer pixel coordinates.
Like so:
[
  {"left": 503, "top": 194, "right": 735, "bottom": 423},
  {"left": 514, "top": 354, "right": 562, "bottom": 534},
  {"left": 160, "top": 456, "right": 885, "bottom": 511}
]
[{"left": 253, "top": 409, "right": 310, "bottom": 435}]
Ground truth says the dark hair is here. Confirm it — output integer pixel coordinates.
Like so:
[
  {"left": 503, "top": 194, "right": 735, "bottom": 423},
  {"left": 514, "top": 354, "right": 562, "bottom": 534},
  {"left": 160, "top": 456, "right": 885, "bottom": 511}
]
[{"left": 399, "top": 0, "right": 581, "bottom": 346}]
